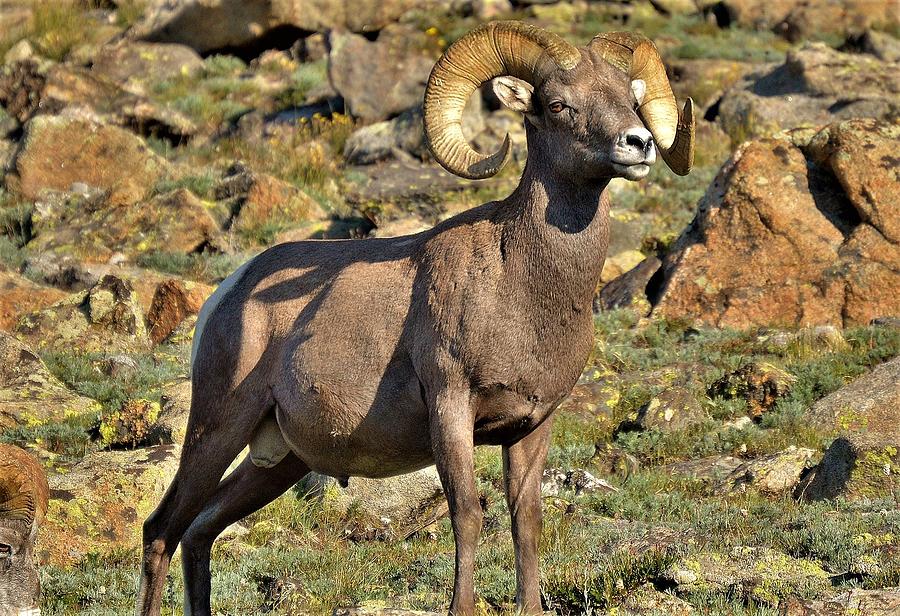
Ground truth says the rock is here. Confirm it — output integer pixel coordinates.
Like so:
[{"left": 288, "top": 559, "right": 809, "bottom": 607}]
[
  {"left": 473, "top": 0, "right": 514, "bottom": 19},
  {"left": 131, "top": 0, "right": 450, "bottom": 54},
  {"left": 215, "top": 163, "right": 326, "bottom": 239},
  {"left": 663, "top": 455, "right": 744, "bottom": 485},
  {"left": 147, "top": 380, "right": 192, "bottom": 446},
  {"left": 29, "top": 188, "right": 222, "bottom": 264},
  {"left": 617, "top": 387, "right": 707, "bottom": 434},
  {"left": 651, "top": 120, "right": 900, "bottom": 329},
  {"left": 600, "top": 250, "right": 646, "bottom": 285},
  {"left": 541, "top": 468, "right": 618, "bottom": 497},
  {"left": 0, "top": 60, "right": 45, "bottom": 124},
  {"left": 716, "top": 44, "right": 899, "bottom": 141},
  {"left": 663, "top": 547, "right": 831, "bottom": 606},
  {"left": 300, "top": 467, "right": 445, "bottom": 531},
  {"left": 615, "top": 582, "right": 695, "bottom": 615},
  {"left": 708, "top": 363, "right": 794, "bottom": 419},
  {"left": 9, "top": 113, "right": 170, "bottom": 204},
  {"left": 799, "top": 435, "right": 898, "bottom": 502},
  {"left": 667, "top": 58, "right": 755, "bottom": 112},
  {"left": 0, "top": 333, "right": 97, "bottom": 430},
  {"left": 843, "top": 29, "right": 900, "bottom": 63},
  {"left": 90, "top": 41, "right": 203, "bottom": 95},
  {"left": 595, "top": 256, "right": 661, "bottom": 316},
  {"left": 94, "top": 399, "right": 162, "bottom": 449},
  {"left": 718, "top": 447, "right": 815, "bottom": 495},
  {"left": 15, "top": 274, "right": 150, "bottom": 353},
  {"left": 328, "top": 25, "right": 440, "bottom": 122},
  {"left": 807, "top": 355, "right": 900, "bottom": 439},
  {"left": 557, "top": 380, "right": 621, "bottom": 435},
  {"left": 0, "top": 270, "right": 67, "bottom": 331},
  {"left": 147, "top": 279, "right": 212, "bottom": 345},
  {"left": 39, "top": 444, "right": 179, "bottom": 566},
  {"left": 714, "top": 0, "right": 898, "bottom": 40},
  {"left": 780, "top": 588, "right": 900, "bottom": 616}
]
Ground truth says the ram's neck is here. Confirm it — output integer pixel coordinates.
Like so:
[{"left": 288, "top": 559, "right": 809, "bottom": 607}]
[{"left": 498, "top": 149, "right": 611, "bottom": 308}]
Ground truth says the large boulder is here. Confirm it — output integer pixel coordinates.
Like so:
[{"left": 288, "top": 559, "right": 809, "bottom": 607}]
[
  {"left": 146, "top": 279, "right": 213, "bottom": 345},
  {"left": 0, "top": 269, "right": 67, "bottom": 331},
  {"left": 650, "top": 119, "right": 900, "bottom": 329},
  {"left": 327, "top": 25, "right": 440, "bottom": 122},
  {"left": 28, "top": 188, "right": 222, "bottom": 264},
  {"left": 39, "top": 444, "right": 179, "bottom": 566},
  {"left": 718, "top": 447, "right": 815, "bottom": 496},
  {"left": 8, "top": 113, "right": 170, "bottom": 205},
  {"left": 90, "top": 41, "right": 203, "bottom": 95},
  {"left": 131, "top": 0, "right": 450, "bottom": 55},
  {"left": 15, "top": 274, "right": 151, "bottom": 353},
  {"left": 798, "top": 356, "right": 899, "bottom": 502},
  {"left": 716, "top": 44, "right": 899, "bottom": 141},
  {"left": 0, "top": 333, "right": 97, "bottom": 431}
]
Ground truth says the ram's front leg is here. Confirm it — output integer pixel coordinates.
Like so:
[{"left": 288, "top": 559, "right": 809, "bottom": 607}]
[
  {"left": 430, "top": 389, "right": 482, "bottom": 616},
  {"left": 503, "top": 418, "right": 553, "bottom": 614}
]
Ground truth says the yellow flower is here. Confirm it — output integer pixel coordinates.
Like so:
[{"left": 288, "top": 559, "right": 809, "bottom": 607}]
[{"left": 425, "top": 26, "right": 439, "bottom": 36}]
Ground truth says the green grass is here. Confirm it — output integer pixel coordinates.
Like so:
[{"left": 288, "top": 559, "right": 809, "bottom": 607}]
[{"left": 135, "top": 250, "right": 250, "bottom": 283}]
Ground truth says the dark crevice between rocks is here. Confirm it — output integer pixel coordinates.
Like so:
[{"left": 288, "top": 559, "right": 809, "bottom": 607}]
[
  {"left": 705, "top": 2, "right": 734, "bottom": 28},
  {"left": 122, "top": 116, "right": 191, "bottom": 147},
  {"left": 202, "top": 25, "right": 315, "bottom": 62},
  {"left": 804, "top": 159, "right": 861, "bottom": 240},
  {"left": 704, "top": 96, "right": 722, "bottom": 122},
  {"left": 644, "top": 261, "right": 668, "bottom": 307}
]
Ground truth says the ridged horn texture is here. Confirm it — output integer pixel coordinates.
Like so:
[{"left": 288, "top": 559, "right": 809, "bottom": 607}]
[
  {"left": 424, "top": 21, "right": 580, "bottom": 179},
  {"left": 590, "top": 32, "right": 695, "bottom": 175},
  {"left": 0, "top": 444, "right": 49, "bottom": 531}
]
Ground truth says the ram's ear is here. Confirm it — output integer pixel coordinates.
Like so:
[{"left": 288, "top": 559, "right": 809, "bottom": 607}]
[
  {"left": 631, "top": 79, "right": 646, "bottom": 106},
  {"left": 492, "top": 76, "right": 534, "bottom": 114}
]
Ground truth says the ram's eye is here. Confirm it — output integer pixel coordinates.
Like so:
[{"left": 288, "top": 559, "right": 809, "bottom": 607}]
[
  {"left": 548, "top": 101, "right": 565, "bottom": 113},
  {"left": 0, "top": 543, "right": 11, "bottom": 558}
]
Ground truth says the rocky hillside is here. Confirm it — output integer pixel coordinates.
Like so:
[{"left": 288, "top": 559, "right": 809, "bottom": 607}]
[{"left": 0, "top": 1, "right": 898, "bottom": 615}]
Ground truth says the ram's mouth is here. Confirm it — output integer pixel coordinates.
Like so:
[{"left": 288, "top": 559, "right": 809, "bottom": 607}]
[{"left": 612, "top": 162, "right": 651, "bottom": 180}]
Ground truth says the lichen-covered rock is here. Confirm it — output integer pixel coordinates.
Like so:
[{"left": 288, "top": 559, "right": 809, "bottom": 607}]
[
  {"left": 0, "top": 333, "right": 97, "bottom": 430},
  {"left": 717, "top": 44, "right": 899, "bottom": 141},
  {"left": 807, "top": 355, "right": 900, "bottom": 440},
  {"left": 90, "top": 41, "right": 203, "bottom": 95},
  {"left": 718, "top": 447, "right": 815, "bottom": 495},
  {"left": 28, "top": 188, "right": 222, "bottom": 264},
  {"left": 592, "top": 443, "right": 641, "bottom": 479},
  {"left": 300, "top": 467, "right": 444, "bottom": 531},
  {"left": 94, "top": 399, "right": 161, "bottom": 449},
  {"left": 617, "top": 387, "right": 708, "bottom": 433},
  {"left": 9, "top": 113, "right": 170, "bottom": 204},
  {"left": 147, "top": 279, "right": 212, "bottom": 345},
  {"left": 147, "top": 379, "right": 191, "bottom": 446},
  {"left": 0, "top": 270, "right": 67, "bottom": 331},
  {"left": 652, "top": 120, "right": 900, "bottom": 329},
  {"left": 708, "top": 362, "right": 795, "bottom": 419},
  {"left": 663, "top": 547, "right": 831, "bottom": 606},
  {"left": 799, "top": 436, "right": 898, "bottom": 502},
  {"left": 328, "top": 25, "right": 440, "bottom": 122},
  {"left": 781, "top": 588, "right": 900, "bottom": 615},
  {"left": 615, "top": 582, "right": 695, "bottom": 615},
  {"left": 334, "top": 609, "right": 440, "bottom": 616},
  {"left": 15, "top": 274, "right": 151, "bottom": 353},
  {"left": 215, "top": 163, "right": 326, "bottom": 240},
  {"left": 39, "top": 444, "right": 180, "bottom": 566},
  {"left": 556, "top": 380, "right": 621, "bottom": 435}
]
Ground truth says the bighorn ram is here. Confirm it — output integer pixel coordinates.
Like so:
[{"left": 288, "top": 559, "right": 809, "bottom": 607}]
[
  {"left": 137, "top": 21, "right": 693, "bottom": 616},
  {"left": 0, "top": 444, "right": 49, "bottom": 616}
]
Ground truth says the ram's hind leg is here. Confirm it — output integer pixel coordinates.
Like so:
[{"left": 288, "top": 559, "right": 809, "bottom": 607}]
[
  {"left": 136, "top": 387, "right": 271, "bottom": 616},
  {"left": 180, "top": 452, "right": 311, "bottom": 616}
]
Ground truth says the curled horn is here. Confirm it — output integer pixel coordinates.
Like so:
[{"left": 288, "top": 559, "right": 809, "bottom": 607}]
[
  {"left": 590, "top": 32, "right": 695, "bottom": 175},
  {"left": 424, "top": 21, "right": 580, "bottom": 180},
  {"left": 0, "top": 445, "right": 49, "bottom": 535}
]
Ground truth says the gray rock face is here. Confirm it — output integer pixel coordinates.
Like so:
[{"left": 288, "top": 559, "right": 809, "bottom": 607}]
[
  {"left": 717, "top": 43, "right": 899, "bottom": 141},
  {"left": 617, "top": 387, "right": 708, "bottom": 434},
  {"left": 91, "top": 41, "right": 203, "bottom": 95},
  {"left": 327, "top": 25, "right": 439, "bottom": 122}
]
